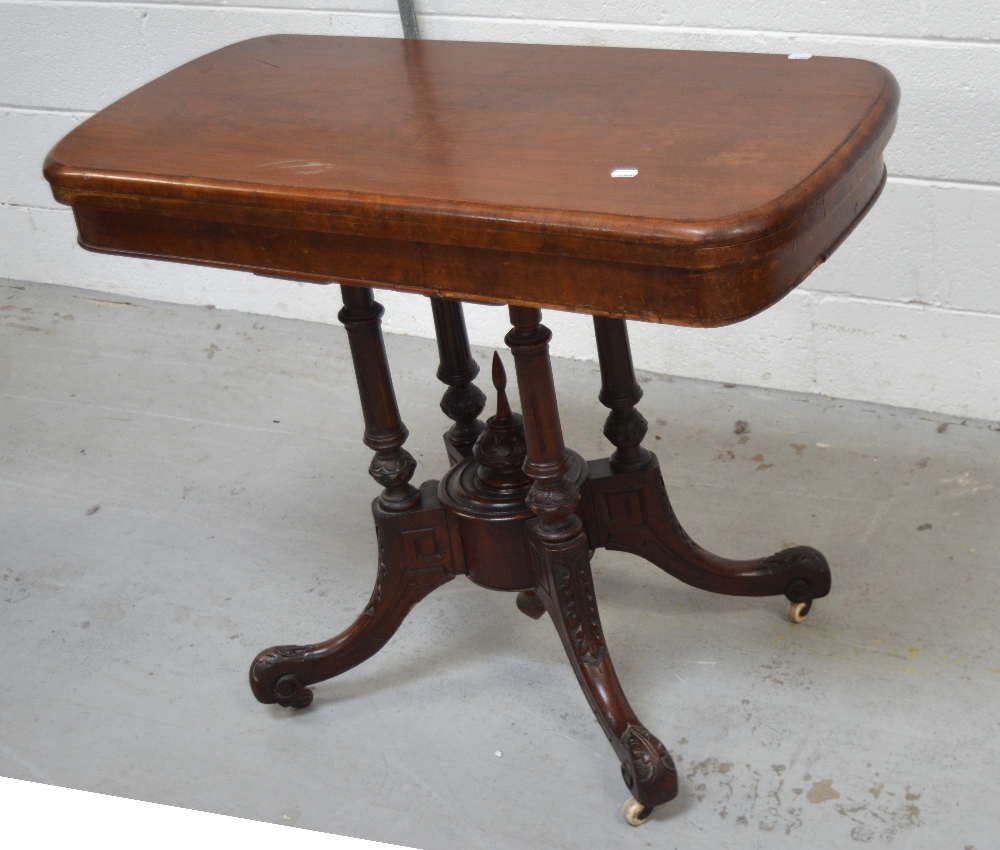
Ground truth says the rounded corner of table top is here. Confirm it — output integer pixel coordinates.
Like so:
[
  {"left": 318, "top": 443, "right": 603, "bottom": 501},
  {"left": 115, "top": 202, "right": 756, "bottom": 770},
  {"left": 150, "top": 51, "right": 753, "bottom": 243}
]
[{"left": 41, "top": 36, "right": 900, "bottom": 327}]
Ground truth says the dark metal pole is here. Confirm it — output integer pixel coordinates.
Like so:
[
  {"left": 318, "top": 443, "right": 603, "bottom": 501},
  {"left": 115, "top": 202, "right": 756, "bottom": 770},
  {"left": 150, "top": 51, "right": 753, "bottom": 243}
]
[{"left": 396, "top": 0, "right": 420, "bottom": 39}]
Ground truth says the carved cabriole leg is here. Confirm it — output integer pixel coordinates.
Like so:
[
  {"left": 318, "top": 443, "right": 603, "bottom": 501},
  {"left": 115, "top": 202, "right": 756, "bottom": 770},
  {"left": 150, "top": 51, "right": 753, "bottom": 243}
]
[
  {"left": 249, "top": 286, "right": 454, "bottom": 707},
  {"left": 583, "top": 458, "right": 831, "bottom": 602},
  {"left": 249, "top": 483, "right": 454, "bottom": 708},
  {"left": 430, "top": 297, "right": 486, "bottom": 466},
  {"left": 506, "top": 305, "right": 678, "bottom": 812},
  {"left": 586, "top": 316, "right": 831, "bottom": 608}
]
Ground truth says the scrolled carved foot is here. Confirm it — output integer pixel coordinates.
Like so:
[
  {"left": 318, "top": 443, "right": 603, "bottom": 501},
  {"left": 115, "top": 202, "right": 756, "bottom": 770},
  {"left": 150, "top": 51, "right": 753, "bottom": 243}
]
[
  {"left": 768, "top": 547, "right": 830, "bottom": 601},
  {"left": 755, "top": 547, "right": 829, "bottom": 621},
  {"left": 249, "top": 645, "right": 315, "bottom": 708},
  {"left": 618, "top": 724, "right": 678, "bottom": 810}
]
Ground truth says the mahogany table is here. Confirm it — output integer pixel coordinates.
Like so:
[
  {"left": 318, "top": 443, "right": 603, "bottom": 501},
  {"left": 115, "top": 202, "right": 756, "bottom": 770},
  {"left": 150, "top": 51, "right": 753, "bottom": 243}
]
[{"left": 45, "top": 35, "right": 898, "bottom": 825}]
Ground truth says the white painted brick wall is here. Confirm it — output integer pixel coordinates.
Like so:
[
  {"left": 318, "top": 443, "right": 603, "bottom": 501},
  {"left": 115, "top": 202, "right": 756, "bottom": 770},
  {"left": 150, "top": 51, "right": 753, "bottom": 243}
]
[{"left": 2, "top": 2, "right": 999, "bottom": 420}]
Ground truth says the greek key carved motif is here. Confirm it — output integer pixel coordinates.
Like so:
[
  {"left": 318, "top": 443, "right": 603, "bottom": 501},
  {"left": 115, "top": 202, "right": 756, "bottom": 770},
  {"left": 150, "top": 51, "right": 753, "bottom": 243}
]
[
  {"left": 401, "top": 526, "right": 445, "bottom": 572},
  {"left": 603, "top": 490, "right": 646, "bottom": 528}
]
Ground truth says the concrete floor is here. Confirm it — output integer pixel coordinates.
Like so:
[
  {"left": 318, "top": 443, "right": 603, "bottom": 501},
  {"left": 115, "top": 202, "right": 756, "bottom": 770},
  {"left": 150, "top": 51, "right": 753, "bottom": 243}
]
[{"left": 2, "top": 279, "right": 999, "bottom": 849}]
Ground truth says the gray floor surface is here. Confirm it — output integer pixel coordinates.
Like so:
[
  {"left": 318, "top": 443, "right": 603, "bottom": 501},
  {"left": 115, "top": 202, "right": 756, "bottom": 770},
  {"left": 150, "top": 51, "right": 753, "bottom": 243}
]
[{"left": 2, "top": 280, "right": 999, "bottom": 849}]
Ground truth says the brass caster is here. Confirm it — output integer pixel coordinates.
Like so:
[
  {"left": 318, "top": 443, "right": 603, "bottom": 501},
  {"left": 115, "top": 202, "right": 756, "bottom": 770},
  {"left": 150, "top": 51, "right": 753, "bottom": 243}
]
[
  {"left": 786, "top": 600, "right": 812, "bottom": 624},
  {"left": 622, "top": 797, "right": 653, "bottom": 826}
]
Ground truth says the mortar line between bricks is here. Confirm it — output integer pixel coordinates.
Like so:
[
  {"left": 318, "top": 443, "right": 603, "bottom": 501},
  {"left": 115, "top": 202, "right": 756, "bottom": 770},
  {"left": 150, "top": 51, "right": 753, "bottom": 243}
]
[
  {"left": 10, "top": 3, "right": 1000, "bottom": 48},
  {"left": 0, "top": 103, "right": 94, "bottom": 116},
  {"left": 887, "top": 175, "right": 1000, "bottom": 192},
  {"left": 807, "top": 292, "right": 1000, "bottom": 321},
  {"left": 16, "top": 1, "right": 397, "bottom": 19},
  {"left": 423, "top": 14, "right": 1000, "bottom": 47}
]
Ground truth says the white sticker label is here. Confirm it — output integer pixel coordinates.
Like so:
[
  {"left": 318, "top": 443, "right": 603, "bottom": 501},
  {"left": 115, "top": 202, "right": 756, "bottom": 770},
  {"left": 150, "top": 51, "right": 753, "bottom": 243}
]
[
  {"left": 788, "top": 52, "right": 812, "bottom": 60},
  {"left": 611, "top": 168, "right": 639, "bottom": 178}
]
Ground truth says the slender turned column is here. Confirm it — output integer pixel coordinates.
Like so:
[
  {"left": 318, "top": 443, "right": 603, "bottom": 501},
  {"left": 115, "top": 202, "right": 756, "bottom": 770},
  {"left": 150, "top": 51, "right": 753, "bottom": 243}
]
[
  {"left": 505, "top": 306, "right": 580, "bottom": 540},
  {"left": 430, "top": 297, "right": 486, "bottom": 465},
  {"left": 339, "top": 285, "right": 419, "bottom": 511},
  {"left": 593, "top": 316, "right": 651, "bottom": 473}
]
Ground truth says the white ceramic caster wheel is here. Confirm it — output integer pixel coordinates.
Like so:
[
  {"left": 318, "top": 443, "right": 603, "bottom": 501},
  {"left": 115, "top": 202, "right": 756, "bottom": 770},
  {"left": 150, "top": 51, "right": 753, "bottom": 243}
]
[
  {"left": 786, "top": 600, "right": 811, "bottom": 624},
  {"left": 622, "top": 797, "right": 653, "bottom": 826}
]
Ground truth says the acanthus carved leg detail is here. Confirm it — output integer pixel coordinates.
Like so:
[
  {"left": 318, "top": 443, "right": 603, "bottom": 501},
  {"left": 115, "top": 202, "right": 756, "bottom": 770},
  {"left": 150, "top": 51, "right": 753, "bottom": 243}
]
[{"left": 532, "top": 534, "right": 679, "bottom": 811}]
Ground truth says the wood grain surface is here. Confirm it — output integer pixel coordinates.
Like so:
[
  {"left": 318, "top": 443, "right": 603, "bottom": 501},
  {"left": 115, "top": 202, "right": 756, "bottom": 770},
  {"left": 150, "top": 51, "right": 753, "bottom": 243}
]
[{"left": 45, "top": 35, "right": 899, "bottom": 325}]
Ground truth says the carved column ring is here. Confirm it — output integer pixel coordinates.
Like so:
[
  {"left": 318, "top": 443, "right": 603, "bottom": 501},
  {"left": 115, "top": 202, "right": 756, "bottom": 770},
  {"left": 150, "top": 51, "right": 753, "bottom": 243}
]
[
  {"left": 598, "top": 386, "right": 643, "bottom": 409},
  {"left": 440, "top": 385, "right": 487, "bottom": 420},
  {"left": 362, "top": 428, "right": 410, "bottom": 452},
  {"left": 526, "top": 478, "right": 581, "bottom": 516},
  {"left": 523, "top": 455, "right": 574, "bottom": 481},
  {"left": 504, "top": 326, "right": 551, "bottom": 350},
  {"left": 337, "top": 302, "right": 383, "bottom": 324}
]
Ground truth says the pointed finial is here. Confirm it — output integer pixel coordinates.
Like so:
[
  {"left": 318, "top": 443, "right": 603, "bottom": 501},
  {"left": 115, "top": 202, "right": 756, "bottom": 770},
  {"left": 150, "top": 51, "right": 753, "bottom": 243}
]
[
  {"left": 472, "top": 351, "right": 528, "bottom": 490},
  {"left": 492, "top": 351, "right": 512, "bottom": 420}
]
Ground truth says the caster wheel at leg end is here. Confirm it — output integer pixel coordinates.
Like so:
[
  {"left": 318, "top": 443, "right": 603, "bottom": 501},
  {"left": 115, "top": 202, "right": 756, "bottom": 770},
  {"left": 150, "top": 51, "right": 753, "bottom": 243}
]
[
  {"left": 786, "top": 600, "right": 812, "bottom": 624},
  {"left": 783, "top": 576, "right": 818, "bottom": 624},
  {"left": 622, "top": 797, "right": 653, "bottom": 826},
  {"left": 275, "top": 674, "right": 314, "bottom": 709}
]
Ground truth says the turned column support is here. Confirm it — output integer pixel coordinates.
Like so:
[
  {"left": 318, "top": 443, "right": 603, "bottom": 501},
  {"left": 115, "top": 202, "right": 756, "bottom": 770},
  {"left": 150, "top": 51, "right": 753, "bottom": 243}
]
[
  {"left": 339, "top": 285, "right": 419, "bottom": 512},
  {"left": 430, "top": 297, "right": 487, "bottom": 465},
  {"left": 593, "top": 316, "right": 651, "bottom": 473},
  {"left": 505, "top": 305, "right": 581, "bottom": 542}
]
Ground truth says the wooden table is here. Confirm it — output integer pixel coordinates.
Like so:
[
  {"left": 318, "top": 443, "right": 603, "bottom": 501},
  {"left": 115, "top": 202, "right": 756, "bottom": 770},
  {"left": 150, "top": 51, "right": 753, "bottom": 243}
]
[{"left": 45, "top": 35, "right": 898, "bottom": 824}]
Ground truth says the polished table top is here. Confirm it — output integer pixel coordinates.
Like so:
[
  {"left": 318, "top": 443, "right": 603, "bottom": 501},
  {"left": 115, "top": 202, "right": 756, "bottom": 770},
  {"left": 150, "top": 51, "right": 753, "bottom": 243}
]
[{"left": 45, "top": 35, "right": 899, "bottom": 326}]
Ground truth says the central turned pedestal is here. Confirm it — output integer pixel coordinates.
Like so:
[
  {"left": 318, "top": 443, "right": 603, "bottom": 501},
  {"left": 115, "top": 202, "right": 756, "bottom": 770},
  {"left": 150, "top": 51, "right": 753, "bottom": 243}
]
[{"left": 248, "top": 289, "right": 830, "bottom": 825}]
